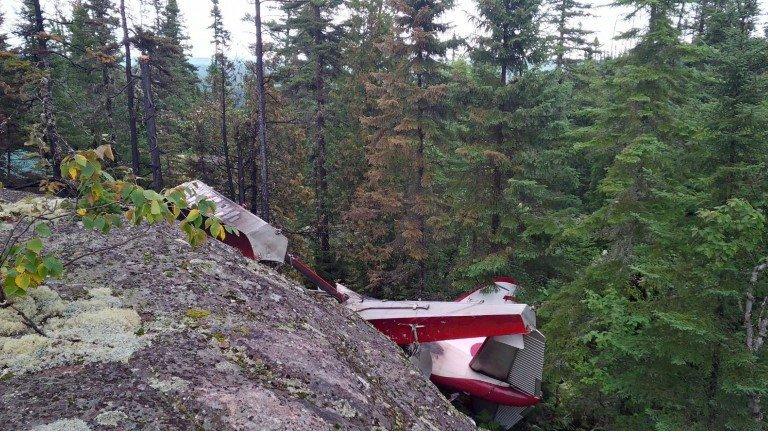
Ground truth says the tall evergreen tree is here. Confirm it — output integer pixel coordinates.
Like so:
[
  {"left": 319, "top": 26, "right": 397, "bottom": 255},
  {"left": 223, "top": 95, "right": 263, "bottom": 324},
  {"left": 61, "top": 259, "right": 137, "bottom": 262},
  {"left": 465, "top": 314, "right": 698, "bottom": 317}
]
[
  {"left": 538, "top": 0, "right": 726, "bottom": 427},
  {"left": 695, "top": 0, "right": 768, "bottom": 423},
  {"left": 119, "top": 0, "right": 140, "bottom": 175},
  {"left": 271, "top": 0, "right": 345, "bottom": 274},
  {"left": 347, "top": 0, "right": 453, "bottom": 297},
  {"left": 251, "top": 0, "right": 271, "bottom": 221},
  {"left": 549, "top": 0, "right": 593, "bottom": 70},
  {"left": 0, "top": 8, "right": 40, "bottom": 181},
  {"left": 64, "top": 0, "right": 121, "bottom": 151},
  {"left": 16, "top": 0, "right": 66, "bottom": 176},
  {"left": 209, "top": 0, "right": 235, "bottom": 198},
  {"left": 441, "top": 0, "right": 575, "bottom": 293}
]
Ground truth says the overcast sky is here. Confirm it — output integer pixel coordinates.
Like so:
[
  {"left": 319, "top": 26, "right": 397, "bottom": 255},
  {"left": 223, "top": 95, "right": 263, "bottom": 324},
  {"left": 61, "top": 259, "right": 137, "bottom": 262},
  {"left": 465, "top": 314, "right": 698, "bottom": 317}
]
[{"left": 1, "top": 0, "right": 766, "bottom": 60}]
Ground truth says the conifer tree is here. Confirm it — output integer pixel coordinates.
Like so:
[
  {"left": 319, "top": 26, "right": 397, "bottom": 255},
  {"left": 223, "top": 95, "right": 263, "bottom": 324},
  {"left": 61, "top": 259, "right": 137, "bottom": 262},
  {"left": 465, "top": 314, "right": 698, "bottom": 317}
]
[
  {"left": 442, "top": 0, "right": 575, "bottom": 291},
  {"left": 64, "top": 0, "right": 121, "bottom": 151},
  {"left": 271, "top": 0, "right": 345, "bottom": 274},
  {"left": 0, "top": 8, "right": 39, "bottom": 180},
  {"left": 251, "top": 0, "right": 271, "bottom": 221},
  {"left": 695, "top": 0, "right": 768, "bottom": 423},
  {"left": 152, "top": 0, "right": 198, "bottom": 115},
  {"left": 540, "top": 0, "right": 719, "bottom": 427},
  {"left": 119, "top": 0, "right": 140, "bottom": 175},
  {"left": 16, "top": 0, "right": 66, "bottom": 176},
  {"left": 549, "top": 0, "right": 593, "bottom": 69},
  {"left": 209, "top": 0, "right": 235, "bottom": 198},
  {"left": 347, "top": 0, "right": 453, "bottom": 297}
]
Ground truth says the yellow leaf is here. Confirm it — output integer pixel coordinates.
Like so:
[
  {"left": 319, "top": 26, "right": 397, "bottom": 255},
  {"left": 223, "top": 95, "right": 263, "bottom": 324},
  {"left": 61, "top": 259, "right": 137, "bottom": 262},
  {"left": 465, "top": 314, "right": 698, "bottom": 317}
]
[
  {"left": 15, "top": 272, "right": 30, "bottom": 289},
  {"left": 186, "top": 208, "right": 200, "bottom": 221},
  {"left": 77, "top": 208, "right": 87, "bottom": 216},
  {"left": 68, "top": 167, "right": 78, "bottom": 180},
  {"left": 124, "top": 209, "right": 134, "bottom": 221}
]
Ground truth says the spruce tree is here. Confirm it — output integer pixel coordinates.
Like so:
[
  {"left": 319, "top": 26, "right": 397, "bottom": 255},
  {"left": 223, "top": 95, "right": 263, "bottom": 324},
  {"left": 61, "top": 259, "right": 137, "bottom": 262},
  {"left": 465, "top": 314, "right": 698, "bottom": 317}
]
[
  {"left": 549, "top": 0, "right": 593, "bottom": 70},
  {"left": 209, "top": 0, "right": 235, "bottom": 198},
  {"left": 441, "top": 0, "right": 575, "bottom": 293},
  {"left": 119, "top": 0, "right": 140, "bottom": 175},
  {"left": 0, "top": 8, "right": 39, "bottom": 180},
  {"left": 539, "top": 0, "right": 721, "bottom": 427},
  {"left": 347, "top": 0, "right": 453, "bottom": 297},
  {"left": 15, "top": 0, "right": 66, "bottom": 176},
  {"left": 694, "top": 0, "right": 768, "bottom": 423},
  {"left": 64, "top": 0, "right": 121, "bottom": 151},
  {"left": 271, "top": 0, "right": 345, "bottom": 275}
]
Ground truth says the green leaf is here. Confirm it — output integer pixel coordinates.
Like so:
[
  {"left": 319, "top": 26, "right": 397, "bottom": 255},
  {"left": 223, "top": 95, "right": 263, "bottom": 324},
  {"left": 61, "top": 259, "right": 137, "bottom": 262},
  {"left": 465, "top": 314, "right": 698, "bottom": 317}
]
[
  {"left": 94, "top": 216, "right": 107, "bottom": 231},
  {"left": 27, "top": 237, "right": 43, "bottom": 253},
  {"left": 130, "top": 189, "right": 146, "bottom": 206},
  {"left": 185, "top": 208, "right": 200, "bottom": 222},
  {"left": 34, "top": 223, "right": 52, "bottom": 238},
  {"left": 150, "top": 200, "right": 162, "bottom": 215},
  {"left": 43, "top": 256, "right": 63, "bottom": 276},
  {"left": 82, "top": 216, "right": 95, "bottom": 230},
  {"left": 81, "top": 163, "right": 96, "bottom": 179},
  {"left": 143, "top": 190, "right": 163, "bottom": 201},
  {"left": 3, "top": 277, "right": 24, "bottom": 297}
]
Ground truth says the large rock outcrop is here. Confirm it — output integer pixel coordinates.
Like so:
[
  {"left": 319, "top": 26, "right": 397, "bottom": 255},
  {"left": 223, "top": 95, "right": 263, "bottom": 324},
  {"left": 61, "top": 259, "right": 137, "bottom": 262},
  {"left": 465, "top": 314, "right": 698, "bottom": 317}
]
[{"left": 0, "top": 190, "right": 474, "bottom": 430}]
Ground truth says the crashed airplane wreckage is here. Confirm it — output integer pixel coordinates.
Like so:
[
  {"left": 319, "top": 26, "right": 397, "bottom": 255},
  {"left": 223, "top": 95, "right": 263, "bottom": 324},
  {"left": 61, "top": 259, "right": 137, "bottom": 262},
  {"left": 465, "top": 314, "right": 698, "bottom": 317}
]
[{"left": 180, "top": 180, "right": 545, "bottom": 428}]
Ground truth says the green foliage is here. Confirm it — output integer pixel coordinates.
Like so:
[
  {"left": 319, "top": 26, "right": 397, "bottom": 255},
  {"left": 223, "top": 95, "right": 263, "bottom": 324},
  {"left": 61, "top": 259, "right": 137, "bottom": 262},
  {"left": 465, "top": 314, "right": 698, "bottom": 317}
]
[
  {"left": 3, "top": 0, "right": 768, "bottom": 427},
  {"left": 2, "top": 224, "right": 62, "bottom": 299},
  {"left": 0, "top": 145, "right": 230, "bottom": 306}
]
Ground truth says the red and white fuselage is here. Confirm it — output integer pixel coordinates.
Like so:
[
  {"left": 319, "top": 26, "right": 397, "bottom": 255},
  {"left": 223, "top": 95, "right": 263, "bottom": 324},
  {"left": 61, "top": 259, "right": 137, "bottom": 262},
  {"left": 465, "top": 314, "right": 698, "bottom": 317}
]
[{"left": 180, "top": 181, "right": 545, "bottom": 429}]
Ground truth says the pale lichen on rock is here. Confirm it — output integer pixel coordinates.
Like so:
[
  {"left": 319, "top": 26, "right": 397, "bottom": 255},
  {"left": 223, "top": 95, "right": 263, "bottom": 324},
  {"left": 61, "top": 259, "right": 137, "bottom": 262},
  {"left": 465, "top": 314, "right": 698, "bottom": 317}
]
[
  {"left": 0, "top": 195, "right": 70, "bottom": 221},
  {"left": 0, "top": 287, "right": 148, "bottom": 376},
  {"left": 0, "top": 286, "right": 65, "bottom": 337},
  {"left": 149, "top": 376, "right": 190, "bottom": 394},
  {"left": 94, "top": 410, "right": 128, "bottom": 427},
  {"left": 32, "top": 418, "right": 91, "bottom": 431}
]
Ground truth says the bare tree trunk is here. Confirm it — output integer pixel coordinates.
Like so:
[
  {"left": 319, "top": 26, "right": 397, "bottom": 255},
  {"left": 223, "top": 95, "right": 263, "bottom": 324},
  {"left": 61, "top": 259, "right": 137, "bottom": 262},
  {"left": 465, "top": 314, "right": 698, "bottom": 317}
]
[
  {"left": 312, "top": 2, "right": 330, "bottom": 269},
  {"left": 706, "top": 308, "right": 722, "bottom": 428},
  {"left": 101, "top": 67, "right": 117, "bottom": 151},
  {"left": 139, "top": 56, "right": 162, "bottom": 190},
  {"left": 219, "top": 62, "right": 235, "bottom": 198},
  {"left": 696, "top": 0, "right": 708, "bottom": 39},
  {"left": 235, "top": 119, "right": 245, "bottom": 204},
  {"left": 555, "top": 2, "right": 566, "bottom": 70},
  {"left": 744, "top": 260, "right": 768, "bottom": 422},
  {"left": 676, "top": 0, "right": 687, "bottom": 32},
  {"left": 0, "top": 123, "right": 9, "bottom": 181},
  {"left": 249, "top": 119, "right": 260, "bottom": 214},
  {"left": 254, "top": 0, "right": 271, "bottom": 222},
  {"left": 195, "top": 121, "right": 209, "bottom": 184},
  {"left": 31, "top": 0, "right": 63, "bottom": 177},
  {"left": 120, "top": 0, "right": 140, "bottom": 176}
]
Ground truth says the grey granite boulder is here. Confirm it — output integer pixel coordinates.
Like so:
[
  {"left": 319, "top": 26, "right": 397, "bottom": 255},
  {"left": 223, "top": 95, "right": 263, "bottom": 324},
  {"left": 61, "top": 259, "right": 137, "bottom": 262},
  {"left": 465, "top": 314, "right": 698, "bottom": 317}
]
[{"left": 0, "top": 190, "right": 474, "bottom": 430}]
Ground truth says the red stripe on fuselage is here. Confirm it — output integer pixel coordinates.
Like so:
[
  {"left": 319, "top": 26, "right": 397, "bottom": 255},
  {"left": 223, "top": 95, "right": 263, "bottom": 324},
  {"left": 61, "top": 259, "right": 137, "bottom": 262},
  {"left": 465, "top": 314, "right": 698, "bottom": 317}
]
[
  {"left": 368, "top": 314, "right": 528, "bottom": 345},
  {"left": 430, "top": 374, "right": 539, "bottom": 406}
]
